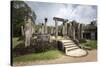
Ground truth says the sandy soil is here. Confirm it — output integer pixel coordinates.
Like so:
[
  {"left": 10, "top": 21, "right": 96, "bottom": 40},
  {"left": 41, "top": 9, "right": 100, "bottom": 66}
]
[{"left": 13, "top": 49, "right": 97, "bottom": 66}]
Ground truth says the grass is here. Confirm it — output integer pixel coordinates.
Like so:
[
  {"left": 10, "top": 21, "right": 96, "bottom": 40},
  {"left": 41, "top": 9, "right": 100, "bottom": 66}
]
[
  {"left": 80, "top": 40, "right": 97, "bottom": 49},
  {"left": 13, "top": 49, "right": 63, "bottom": 62},
  {"left": 12, "top": 37, "right": 23, "bottom": 48},
  {"left": 12, "top": 37, "right": 63, "bottom": 62}
]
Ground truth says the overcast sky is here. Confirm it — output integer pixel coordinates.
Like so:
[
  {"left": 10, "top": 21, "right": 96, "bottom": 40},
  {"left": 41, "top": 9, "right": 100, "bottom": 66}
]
[{"left": 26, "top": 1, "right": 97, "bottom": 26}]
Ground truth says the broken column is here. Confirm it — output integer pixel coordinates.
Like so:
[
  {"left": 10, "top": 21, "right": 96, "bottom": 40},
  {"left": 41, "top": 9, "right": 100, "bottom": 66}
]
[
  {"left": 62, "top": 21, "right": 65, "bottom": 36},
  {"left": 21, "top": 26, "right": 24, "bottom": 36},
  {"left": 72, "top": 22, "right": 76, "bottom": 40},
  {"left": 69, "top": 22, "right": 72, "bottom": 38},
  {"left": 41, "top": 23, "right": 44, "bottom": 34},
  {"left": 65, "top": 20, "right": 68, "bottom": 35},
  {"left": 80, "top": 24, "right": 83, "bottom": 39},
  {"left": 44, "top": 18, "right": 47, "bottom": 34},
  {"left": 77, "top": 23, "right": 83, "bottom": 40},
  {"left": 51, "top": 27, "right": 54, "bottom": 35},
  {"left": 62, "top": 20, "right": 68, "bottom": 36},
  {"left": 55, "top": 19, "right": 58, "bottom": 40},
  {"left": 77, "top": 23, "right": 80, "bottom": 40}
]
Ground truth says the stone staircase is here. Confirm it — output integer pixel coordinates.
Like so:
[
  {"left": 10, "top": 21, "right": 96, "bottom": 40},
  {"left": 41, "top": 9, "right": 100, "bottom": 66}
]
[
  {"left": 50, "top": 36, "right": 87, "bottom": 57},
  {"left": 58, "top": 38, "right": 87, "bottom": 57}
]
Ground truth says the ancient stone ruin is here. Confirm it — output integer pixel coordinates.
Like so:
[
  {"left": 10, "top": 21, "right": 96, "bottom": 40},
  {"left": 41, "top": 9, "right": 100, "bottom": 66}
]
[
  {"left": 53, "top": 17, "right": 87, "bottom": 57},
  {"left": 21, "top": 16, "right": 34, "bottom": 47},
  {"left": 21, "top": 16, "right": 88, "bottom": 57}
]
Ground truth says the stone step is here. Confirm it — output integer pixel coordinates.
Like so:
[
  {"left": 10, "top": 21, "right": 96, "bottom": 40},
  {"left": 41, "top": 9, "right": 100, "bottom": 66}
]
[
  {"left": 64, "top": 45, "right": 77, "bottom": 48},
  {"left": 65, "top": 49, "right": 87, "bottom": 57},
  {"left": 63, "top": 44, "right": 74, "bottom": 46},
  {"left": 63, "top": 42, "right": 74, "bottom": 45},
  {"left": 60, "top": 40, "right": 73, "bottom": 43},
  {"left": 67, "top": 47, "right": 79, "bottom": 51},
  {"left": 64, "top": 44, "right": 76, "bottom": 47},
  {"left": 63, "top": 41, "right": 74, "bottom": 44},
  {"left": 65, "top": 47, "right": 79, "bottom": 51},
  {"left": 56, "top": 37, "right": 88, "bottom": 57}
]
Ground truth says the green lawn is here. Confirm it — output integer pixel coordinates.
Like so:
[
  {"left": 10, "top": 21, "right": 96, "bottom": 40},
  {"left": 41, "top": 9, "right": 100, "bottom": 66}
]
[
  {"left": 12, "top": 37, "right": 23, "bottom": 48},
  {"left": 13, "top": 49, "right": 63, "bottom": 62},
  {"left": 12, "top": 37, "right": 63, "bottom": 62},
  {"left": 80, "top": 40, "right": 97, "bottom": 49}
]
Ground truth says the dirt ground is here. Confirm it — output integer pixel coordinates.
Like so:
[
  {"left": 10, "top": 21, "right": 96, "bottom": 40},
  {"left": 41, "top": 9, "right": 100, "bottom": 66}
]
[{"left": 13, "top": 49, "right": 97, "bottom": 66}]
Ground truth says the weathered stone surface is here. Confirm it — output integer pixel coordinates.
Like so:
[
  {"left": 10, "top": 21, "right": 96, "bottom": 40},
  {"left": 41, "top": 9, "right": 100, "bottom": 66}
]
[
  {"left": 44, "top": 18, "right": 48, "bottom": 34},
  {"left": 37, "top": 34, "right": 50, "bottom": 42},
  {"left": 66, "top": 49, "right": 87, "bottom": 57},
  {"left": 24, "top": 17, "right": 34, "bottom": 47},
  {"left": 57, "top": 37, "right": 87, "bottom": 57},
  {"left": 21, "top": 26, "right": 24, "bottom": 36}
]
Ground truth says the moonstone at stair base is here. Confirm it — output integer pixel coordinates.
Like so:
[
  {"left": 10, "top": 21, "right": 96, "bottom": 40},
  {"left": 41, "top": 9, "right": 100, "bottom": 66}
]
[{"left": 65, "top": 49, "right": 87, "bottom": 57}]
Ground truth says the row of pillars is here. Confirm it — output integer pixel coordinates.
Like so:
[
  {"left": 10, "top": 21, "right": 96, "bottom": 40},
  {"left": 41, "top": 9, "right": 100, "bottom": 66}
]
[
  {"left": 40, "top": 17, "right": 83, "bottom": 41},
  {"left": 53, "top": 17, "right": 83, "bottom": 41}
]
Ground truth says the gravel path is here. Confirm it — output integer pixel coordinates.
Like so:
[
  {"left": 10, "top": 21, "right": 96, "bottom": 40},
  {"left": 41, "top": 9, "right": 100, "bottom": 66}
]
[{"left": 13, "top": 49, "right": 97, "bottom": 66}]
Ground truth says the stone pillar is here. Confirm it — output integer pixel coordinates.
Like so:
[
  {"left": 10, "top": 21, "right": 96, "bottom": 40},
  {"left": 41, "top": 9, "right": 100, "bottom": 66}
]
[
  {"left": 72, "top": 26, "right": 75, "bottom": 40},
  {"left": 62, "top": 22, "right": 65, "bottom": 36},
  {"left": 55, "top": 19, "right": 58, "bottom": 40},
  {"left": 67, "top": 23, "right": 69, "bottom": 36},
  {"left": 21, "top": 26, "right": 24, "bottom": 36},
  {"left": 62, "top": 20, "right": 68, "bottom": 37},
  {"left": 69, "top": 22, "right": 72, "bottom": 38},
  {"left": 65, "top": 20, "right": 68, "bottom": 36},
  {"left": 72, "top": 22, "right": 76, "bottom": 40},
  {"left": 44, "top": 18, "right": 47, "bottom": 34},
  {"left": 41, "top": 23, "right": 44, "bottom": 34},
  {"left": 65, "top": 22, "right": 67, "bottom": 35},
  {"left": 91, "top": 32, "right": 95, "bottom": 39},
  {"left": 77, "top": 23, "right": 80, "bottom": 40},
  {"left": 51, "top": 27, "right": 54, "bottom": 35},
  {"left": 80, "top": 24, "right": 83, "bottom": 39}
]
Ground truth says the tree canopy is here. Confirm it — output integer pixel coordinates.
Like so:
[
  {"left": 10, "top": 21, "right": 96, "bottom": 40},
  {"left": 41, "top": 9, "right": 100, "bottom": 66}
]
[{"left": 11, "top": 1, "right": 36, "bottom": 37}]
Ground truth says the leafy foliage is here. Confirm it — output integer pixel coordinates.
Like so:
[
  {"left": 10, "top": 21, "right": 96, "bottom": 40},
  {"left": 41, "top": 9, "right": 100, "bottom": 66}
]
[
  {"left": 79, "top": 39, "right": 87, "bottom": 43},
  {"left": 11, "top": 1, "right": 36, "bottom": 37},
  {"left": 80, "top": 40, "right": 97, "bottom": 49},
  {"left": 32, "top": 40, "right": 57, "bottom": 53}
]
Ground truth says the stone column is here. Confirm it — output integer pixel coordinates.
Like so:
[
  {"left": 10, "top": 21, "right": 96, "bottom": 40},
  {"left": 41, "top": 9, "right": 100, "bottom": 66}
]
[
  {"left": 65, "top": 20, "right": 68, "bottom": 36},
  {"left": 41, "top": 23, "right": 44, "bottom": 34},
  {"left": 62, "top": 22, "right": 65, "bottom": 36},
  {"left": 51, "top": 27, "right": 54, "bottom": 35},
  {"left": 72, "top": 22, "right": 76, "bottom": 40},
  {"left": 80, "top": 24, "right": 83, "bottom": 39},
  {"left": 55, "top": 19, "right": 58, "bottom": 40},
  {"left": 77, "top": 23, "right": 80, "bottom": 40},
  {"left": 72, "top": 26, "right": 75, "bottom": 40},
  {"left": 91, "top": 32, "right": 95, "bottom": 39},
  {"left": 67, "top": 23, "right": 69, "bottom": 36},
  {"left": 21, "top": 26, "right": 24, "bottom": 36},
  {"left": 44, "top": 18, "right": 47, "bottom": 34},
  {"left": 69, "top": 22, "right": 72, "bottom": 38}
]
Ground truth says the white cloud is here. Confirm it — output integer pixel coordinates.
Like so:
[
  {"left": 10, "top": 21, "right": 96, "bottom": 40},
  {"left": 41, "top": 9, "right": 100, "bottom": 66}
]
[
  {"left": 26, "top": 2, "right": 97, "bottom": 25},
  {"left": 70, "top": 5, "right": 97, "bottom": 23}
]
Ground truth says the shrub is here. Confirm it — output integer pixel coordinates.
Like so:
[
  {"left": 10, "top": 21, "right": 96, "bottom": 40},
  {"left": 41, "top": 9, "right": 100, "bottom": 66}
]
[
  {"left": 34, "top": 41, "right": 57, "bottom": 53},
  {"left": 80, "top": 40, "right": 97, "bottom": 50},
  {"left": 85, "top": 40, "right": 97, "bottom": 49},
  {"left": 79, "top": 39, "right": 87, "bottom": 43}
]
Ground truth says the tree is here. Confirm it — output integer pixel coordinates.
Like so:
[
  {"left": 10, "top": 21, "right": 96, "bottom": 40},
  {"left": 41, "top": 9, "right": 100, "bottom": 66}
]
[{"left": 11, "top": 1, "right": 36, "bottom": 37}]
